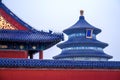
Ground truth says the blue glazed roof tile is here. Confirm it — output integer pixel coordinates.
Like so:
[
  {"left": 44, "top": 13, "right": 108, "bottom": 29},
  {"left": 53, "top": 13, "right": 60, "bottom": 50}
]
[
  {"left": 0, "top": 2, "right": 64, "bottom": 44},
  {"left": 0, "top": 58, "right": 120, "bottom": 69},
  {"left": 57, "top": 38, "right": 108, "bottom": 48},
  {"left": 0, "top": 30, "right": 63, "bottom": 43},
  {"left": 64, "top": 16, "right": 101, "bottom": 35},
  {"left": 53, "top": 50, "right": 112, "bottom": 59}
]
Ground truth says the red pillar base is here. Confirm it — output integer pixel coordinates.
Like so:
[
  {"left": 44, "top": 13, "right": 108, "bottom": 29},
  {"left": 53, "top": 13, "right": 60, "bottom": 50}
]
[{"left": 39, "top": 51, "right": 43, "bottom": 59}]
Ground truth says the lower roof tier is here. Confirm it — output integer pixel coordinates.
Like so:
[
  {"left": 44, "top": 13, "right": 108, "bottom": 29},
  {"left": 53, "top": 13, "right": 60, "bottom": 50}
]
[
  {"left": 53, "top": 50, "right": 112, "bottom": 59},
  {"left": 0, "top": 58, "right": 120, "bottom": 69}
]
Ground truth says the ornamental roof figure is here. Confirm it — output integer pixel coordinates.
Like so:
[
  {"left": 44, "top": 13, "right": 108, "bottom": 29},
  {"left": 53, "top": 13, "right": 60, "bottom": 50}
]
[{"left": 53, "top": 10, "right": 112, "bottom": 61}]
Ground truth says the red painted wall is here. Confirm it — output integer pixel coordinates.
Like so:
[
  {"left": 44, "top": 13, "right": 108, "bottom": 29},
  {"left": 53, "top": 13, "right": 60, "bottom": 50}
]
[
  {"left": 0, "top": 50, "right": 28, "bottom": 58},
  {"left": 0, "top": 68, "right": 120, "bottom": 80}
]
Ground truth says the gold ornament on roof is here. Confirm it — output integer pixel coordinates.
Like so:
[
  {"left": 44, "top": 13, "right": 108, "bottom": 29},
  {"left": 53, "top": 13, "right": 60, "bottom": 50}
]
[
  {"left": 0, "top": 15, "right": 17, "bottom": 30},
  {"left": 80, "top": 10, "right": 84, "bottom": 16}
]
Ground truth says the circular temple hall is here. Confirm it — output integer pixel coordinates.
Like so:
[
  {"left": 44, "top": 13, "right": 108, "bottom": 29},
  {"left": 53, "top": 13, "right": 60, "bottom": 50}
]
[{"left": 53, "top": 10, "right": 112, "bottom": 61}]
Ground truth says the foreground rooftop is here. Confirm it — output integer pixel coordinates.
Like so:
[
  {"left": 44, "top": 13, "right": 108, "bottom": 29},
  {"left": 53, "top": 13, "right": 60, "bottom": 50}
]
[{"left": 0, "top": 58, "right": 120, "bottom": 69}]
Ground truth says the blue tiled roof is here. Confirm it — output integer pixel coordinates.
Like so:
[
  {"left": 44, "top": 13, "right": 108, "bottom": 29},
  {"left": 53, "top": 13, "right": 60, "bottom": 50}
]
[
  {"left": 57, "top": 38, "right": 108, "bottom": 48},
  {"left": 0, "top": 2, "right": 36, "bottom": 31},
  {"left": 0, "top": 30, "right": 63, "bottom": 43},
  {"left": 0, "top": 2, "right": 64, "bottom": 49},
  {"left": 0, "top": 58, "right": 120, "bottom": 69},
  {"left": 63, "top": 16, "right": 101, "bottom": 35},
  {"left": 53, "top": 50, "right": 112, "bottom": 59}
]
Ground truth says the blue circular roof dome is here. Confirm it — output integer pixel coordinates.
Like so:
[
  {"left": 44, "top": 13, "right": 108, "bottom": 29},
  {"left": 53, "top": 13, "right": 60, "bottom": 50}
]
[{"left": 63, "top": 16, "right": 101, "bottom": 35}]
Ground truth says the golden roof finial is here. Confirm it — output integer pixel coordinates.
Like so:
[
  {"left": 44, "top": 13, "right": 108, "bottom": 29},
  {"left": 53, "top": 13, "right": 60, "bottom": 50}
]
[{"left": 80, "top": 10, "right": 84, "bottom": 16}]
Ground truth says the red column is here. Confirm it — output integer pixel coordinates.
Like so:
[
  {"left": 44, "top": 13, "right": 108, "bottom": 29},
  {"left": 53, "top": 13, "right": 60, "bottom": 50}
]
[{"left": 39, "top": 50, "right": 43, "bottom": 59}]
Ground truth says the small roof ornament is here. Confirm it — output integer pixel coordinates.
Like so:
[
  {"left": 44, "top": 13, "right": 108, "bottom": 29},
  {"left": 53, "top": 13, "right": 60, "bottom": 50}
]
[{"left": 80, "top": 10, "right": 84, "bottom": 16}]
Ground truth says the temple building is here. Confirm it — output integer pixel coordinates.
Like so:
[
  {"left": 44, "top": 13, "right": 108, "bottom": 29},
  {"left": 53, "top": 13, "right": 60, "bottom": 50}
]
[
  {"left": 53, "top": 10, "right": 112, "bottom": 61},
  {"left": 0, "top": 0, "right": 63, "bottom": 59},
  {"left": 0, "top": 1, "right": 120, "bottom": 80}
]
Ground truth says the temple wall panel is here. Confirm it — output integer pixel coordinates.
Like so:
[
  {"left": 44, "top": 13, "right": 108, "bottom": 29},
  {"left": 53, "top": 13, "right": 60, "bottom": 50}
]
[
  {"left": 0, "top": 68, "right": 120, "bottom": 80},
  {"left": 0, "top": 50, "right": 28, "bottom": 58}
]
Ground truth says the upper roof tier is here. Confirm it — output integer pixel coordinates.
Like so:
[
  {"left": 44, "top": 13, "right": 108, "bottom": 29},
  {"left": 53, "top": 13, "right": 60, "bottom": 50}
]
[{"left": 63, "top": 10, "right": 101, "bottom": 35}]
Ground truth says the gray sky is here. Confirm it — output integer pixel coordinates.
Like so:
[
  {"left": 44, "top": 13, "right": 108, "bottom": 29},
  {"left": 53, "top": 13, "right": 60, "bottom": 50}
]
[{"left": 3, "top": 0, "right": 120, "bottom": 61}]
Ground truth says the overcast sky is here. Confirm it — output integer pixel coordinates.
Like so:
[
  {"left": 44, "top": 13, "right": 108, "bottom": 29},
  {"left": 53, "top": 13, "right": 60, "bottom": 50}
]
[{"left": 3, "top": 0, "right": 120, "bottom": 61}]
